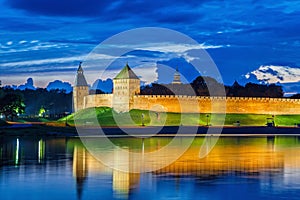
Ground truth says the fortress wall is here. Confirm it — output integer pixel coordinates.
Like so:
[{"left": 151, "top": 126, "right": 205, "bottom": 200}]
[
  {"left": 225, "top": 97, "right": 300, "bottom": 114},
  {"left": 84, "top": 94, "right": 113, "bottom": 109},
  {"left": 83, "top": 94, "right": 300, "bottom": 114},
  {"left": 132, "top": 95, "right": 300, "bottom": 114}
]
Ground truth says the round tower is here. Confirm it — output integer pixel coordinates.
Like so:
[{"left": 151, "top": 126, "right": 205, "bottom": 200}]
[
  {"left": 113, "top": 63, "right": 140, "bottom": 112},
  {"left": 73, "top": 62, "right": 89, "bottom": 112}
]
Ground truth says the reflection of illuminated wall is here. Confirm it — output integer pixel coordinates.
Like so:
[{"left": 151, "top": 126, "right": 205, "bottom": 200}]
[
  {"left": 72, "top": 139, "right": 286, "bottom": 178},
  {"left": 156, "top": 144, "right": 284, "bottom": 176},
  {"left": 73, "top": 146, "right": 87, "bottom": 179},
  {"left": 112, "top": 148, "right": 140, "bottom": 198},
  {"left": 72, "top": 146, "right": 88, "bottom": 199},
  {"left": 72, "top": 145, "right": 140, "bottom": 198}
]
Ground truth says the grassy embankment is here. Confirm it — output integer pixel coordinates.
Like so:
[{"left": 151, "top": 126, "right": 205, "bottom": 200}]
[{"left": 57, "top": 107, "right": 300, "bottom": 127}]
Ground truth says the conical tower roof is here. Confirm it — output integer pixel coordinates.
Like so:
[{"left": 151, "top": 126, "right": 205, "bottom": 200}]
[
  {"left": 114, "top": 63, "right": 139, "bottom": 80},
  {"left": 75, "top": 62, "right": 88, "bottom": 86},
  {"left": 232, "top": 80, "right": 241, "bottom": 88}
]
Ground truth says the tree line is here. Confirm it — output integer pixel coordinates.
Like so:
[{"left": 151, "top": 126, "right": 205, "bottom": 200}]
[
  {"left": 0, "top": 87, "right": 72, "bottom": 120},
  {"left": 141, "top": 76, "right": 285, "bottom": 98}
]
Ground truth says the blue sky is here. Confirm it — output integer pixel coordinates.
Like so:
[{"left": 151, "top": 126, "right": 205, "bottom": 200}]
[{"left": 0, "top": 0, "right": 299, "bottom": 95}]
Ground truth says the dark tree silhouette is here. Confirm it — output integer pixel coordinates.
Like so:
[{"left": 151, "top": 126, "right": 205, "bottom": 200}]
[
  {"left": 0, "top": 87, "right": 72, "bottom": 118},
  {"left": 290, "top": 94, "right": 300, "bottom": 99},
  {"left": 0, "top": 93, "right": 25, "bottom": 121},
  {"left": 141, "top": 76, "right": 284, "bottom": 98}
]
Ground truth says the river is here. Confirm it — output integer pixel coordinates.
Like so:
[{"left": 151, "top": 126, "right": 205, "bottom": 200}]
[{"left": 1, "top": 136, "right": 300, "bottom": 199}]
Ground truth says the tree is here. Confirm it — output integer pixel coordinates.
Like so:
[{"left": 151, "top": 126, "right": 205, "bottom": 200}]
[
  {"left": 290, "top": 94, "right": 300, "bottom": 99},
  {"left": 0, "top": 93, "right": 25, "bottom": 121}
]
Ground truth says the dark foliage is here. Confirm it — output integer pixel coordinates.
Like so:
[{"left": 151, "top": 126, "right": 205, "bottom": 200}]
[
  {"left": 290, "top": 94, "right": 300, "bottom": 99},
  {"left": 0, "top": 92, "right": 25, "bottom": 121},
  {"left": 0, "top": 87, "right": 72, "bottom": 117},
  {"left": 141, "top": 76, "right": 284, "bottom": 98}
]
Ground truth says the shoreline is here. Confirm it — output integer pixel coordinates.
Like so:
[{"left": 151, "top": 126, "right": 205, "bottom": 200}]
[{"left": 1, "top": 124, "right": 300, "bottom": 137}]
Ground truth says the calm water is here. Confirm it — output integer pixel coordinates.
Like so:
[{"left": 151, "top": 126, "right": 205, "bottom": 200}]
[{"left": 1, "top": 136, "right": 300, "bottom": 200}]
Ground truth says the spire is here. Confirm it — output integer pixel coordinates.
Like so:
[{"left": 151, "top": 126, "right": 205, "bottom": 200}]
[
  {"left": 114, "top": 63, "right": 139, "bottom": 79},
  {"left": 172, "top": 66, "right": 182, "bottom": 84},
  {"left": 77, "top": 62, "right": 83, "bottom": 73},
  {"left": 75, "top": 62, "right": 88, "bottom": 86},
  {"left": 232, "top": 80, "right": 241, "bottom": 88}
]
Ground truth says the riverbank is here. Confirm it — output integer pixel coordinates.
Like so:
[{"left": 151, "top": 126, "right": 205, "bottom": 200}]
[{"left": 1, "top": 123, "right": 300, "bottom": 137}]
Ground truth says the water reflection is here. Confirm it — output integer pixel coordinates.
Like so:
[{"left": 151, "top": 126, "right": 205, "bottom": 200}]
[{"left": 0, "top": 136, "right": 300, "bottom": 199}]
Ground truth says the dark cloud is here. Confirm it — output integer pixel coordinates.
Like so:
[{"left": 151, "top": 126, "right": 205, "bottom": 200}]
[
  {"left": 157, "top": 57, "right": 199, "bottom": 83},
  {"left": 46, "top": 80, "right": 72, "bottom": 93},
  {"left": 5, "top": 0, "right": 208, "bottom": 20},
  {"left": 155, "top": 11, "right": 204, "bottom": 24},
  {"left": 0, "top": 17, "right": 56, "bottom": 32},
  {"left": 18, "top": 78, "right": 36, "bottom": 90},
  {"left": 5, "top": 0, "right": 111, "bottom": 17}
]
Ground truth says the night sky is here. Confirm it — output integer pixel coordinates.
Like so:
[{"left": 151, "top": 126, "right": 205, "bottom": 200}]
[{"left": 0, "top": 0, "right": 299, "bottom": 95}]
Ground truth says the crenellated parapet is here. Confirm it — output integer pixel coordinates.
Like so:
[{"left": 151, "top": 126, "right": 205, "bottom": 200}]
[{"left": 73, "top": 63, "right": 300, "bottom": 114}]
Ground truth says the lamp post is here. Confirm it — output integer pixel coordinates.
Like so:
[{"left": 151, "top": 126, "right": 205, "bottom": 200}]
[
  {"left": 206, "top": 114, "right": 209, "bottom": 126},
  {"left": 141, "top": 113, "right": 145, "bottom": 126},
  {"left": 65, "top": 112, "right": 69, "bottom": 126}
]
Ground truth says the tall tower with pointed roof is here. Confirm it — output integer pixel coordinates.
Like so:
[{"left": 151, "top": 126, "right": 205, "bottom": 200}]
[
  {"left": 172, "top": 67, "right": 182, "bottom": 84},
  {"left": 113, "top": 63, "right": 140, "bottom": 112},
  {"left": 73, "top": 62, "right": 89, "bottom": 112}
]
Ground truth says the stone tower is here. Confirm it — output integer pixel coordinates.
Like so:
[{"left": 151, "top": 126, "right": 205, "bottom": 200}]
[
  {"left": 172, "top": 67, "right": 182, "bottom": 84},
  {"left": 113, "top": 63, "right": 140, "bottom": 112},
  {"left": 73, "top": 62, "right": 89, "bottom": 112}
]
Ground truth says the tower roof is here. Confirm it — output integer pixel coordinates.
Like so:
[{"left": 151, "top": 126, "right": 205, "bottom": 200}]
[
  {"left": 75, "top": 62, "right": 88, "bottom": 86},
  {"left": 114, "top": 63, "right": 139, "bottom": 80},
  {"left": 172, "top": 66, "right": 182, "bottom": 84},
  {"left": 232, "top": 80, "right": 242, "bottom": 88}
]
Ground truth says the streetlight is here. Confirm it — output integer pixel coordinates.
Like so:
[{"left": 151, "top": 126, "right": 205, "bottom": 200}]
[
  {"left": 206, "top": 114, "right": 209, "bottom": 126},
  {"left": 141, "top": 113, "right": 145, "bottom": 126},
  {"left": 65, "top": 112, "right": 69, "bottom": 126}
]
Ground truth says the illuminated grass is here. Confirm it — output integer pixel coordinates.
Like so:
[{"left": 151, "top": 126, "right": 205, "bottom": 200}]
[{"left": 58, "top": 107, "right": 300, "bottom": 127}]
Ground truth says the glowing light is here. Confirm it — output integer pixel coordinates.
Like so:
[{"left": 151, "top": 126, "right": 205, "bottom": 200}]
[
  {"left": 38, "top": 139, "right": 45, "bottom": 163},
  {"left": 15, "top": 138, "right": 19, "bottom": 165}
]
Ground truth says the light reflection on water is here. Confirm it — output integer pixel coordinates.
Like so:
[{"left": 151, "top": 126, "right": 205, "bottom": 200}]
[{"left": 0, "top": 136, "right": 300, "bottom": 199}]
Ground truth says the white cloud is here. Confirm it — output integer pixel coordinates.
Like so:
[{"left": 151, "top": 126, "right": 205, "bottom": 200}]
[
  {"left": 19, "top": 40, "right": 27, "bottom": 44},
  {"left": 0, "top": 55, "right": 85, "bottom": 67},
  {"left": 0, "top": 53, "right": 124, "bottom": 67},
  {"left": 6, "top": 41, "right": 13, "bottom": 45},
  {"left": 133, "top": 64, "right": 158, "bottom": 84},
  {"left": 135, "top": 42, "right": 224, "bottom": 53},
  {"left": 30, "top": 40, "right": 39, "bottom": 43},
  {"left": 0, "top": 41, "right": 69, "bottom": 53},
  {"left": 248, "top": 65, "right": 300, "bottom": 84}
]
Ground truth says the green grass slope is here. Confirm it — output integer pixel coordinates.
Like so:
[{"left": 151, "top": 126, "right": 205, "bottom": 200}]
[{"left": 58, "top": 107, "right": 300, "bottom": 127}]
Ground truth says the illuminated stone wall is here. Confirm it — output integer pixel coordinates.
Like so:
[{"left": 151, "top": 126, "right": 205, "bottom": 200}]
[
  {"left": 84, "top": 94, "right": 113, "bottom": 108},
  {"left": 83, "top": 94, "right": 300, "bottom": 114},
  {"left": 133, "top": 95, "right": 300, "bottom": 114}
]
